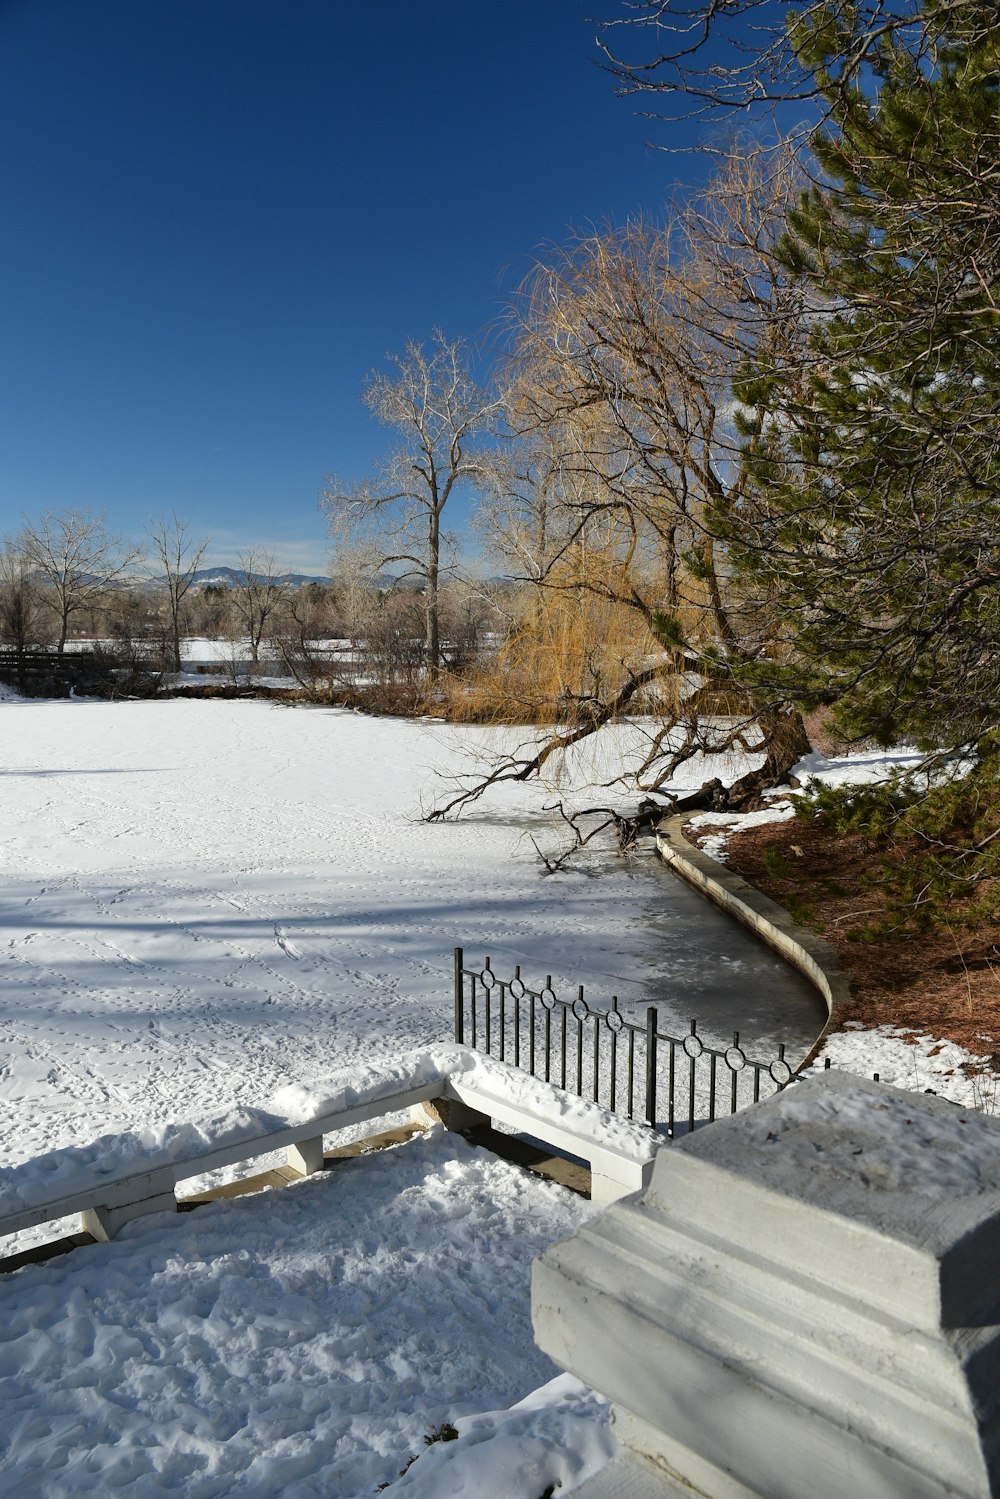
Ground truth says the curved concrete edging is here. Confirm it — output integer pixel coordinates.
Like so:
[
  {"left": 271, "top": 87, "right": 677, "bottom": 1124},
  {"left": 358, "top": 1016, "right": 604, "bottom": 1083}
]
[{"left": 655, "top": 815, "right": 849, "bottom": 1072}]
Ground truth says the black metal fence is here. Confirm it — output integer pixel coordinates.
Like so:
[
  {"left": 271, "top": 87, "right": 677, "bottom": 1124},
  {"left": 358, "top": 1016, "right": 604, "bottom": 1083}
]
[{"left": 454, "top": 947, "right": 795, "bottom": 1137}]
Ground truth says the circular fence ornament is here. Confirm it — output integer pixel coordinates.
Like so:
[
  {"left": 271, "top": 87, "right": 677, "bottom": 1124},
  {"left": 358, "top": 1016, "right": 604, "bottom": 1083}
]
[
  {"left": 604, "top": 1008, "right": 625, "bottom": 1034},
  {"left": 479, "top": 966, "right": 496, "bottom": 991},
  {"left": 572, "top": 996, "right": 590, "bottom": 1022},
  {"left": 540, "top": 985, "right": 557, "bottom": 1012},
  {"left": 769, "top": 1057, "right": 794, "bottom": 1086},
  {"left": 725, "top": 1045, "right": 747, "bottom": 1072},
  {"left": 509, "top": 975, "right": 525, "bottom": 1000},
  {"left": 682, "top": 1032, "right": 704, "bottom": 1060}
]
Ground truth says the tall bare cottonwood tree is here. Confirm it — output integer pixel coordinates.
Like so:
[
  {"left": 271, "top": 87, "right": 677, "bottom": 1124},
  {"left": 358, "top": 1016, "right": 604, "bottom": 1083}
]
[
  {"left": 19, "top": 509, "right": 139, "bottom": 652},
  {"left": 232, "top": 549, "right": 292, "bottom": 667},
  {"left": 322, "top": 330, "right": 502, "bottom": 672}
]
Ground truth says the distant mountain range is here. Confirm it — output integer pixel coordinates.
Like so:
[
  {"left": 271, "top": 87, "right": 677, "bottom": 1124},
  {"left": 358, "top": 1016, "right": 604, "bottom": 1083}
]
[
  {"left": 188, "top": 567, "right": 331, "bottom": 589},
  {"left": 185, "top": 567, "right": 433, "bottom": 591},
  {"left": 31, "top": 565, "right": 449, "bottom": 593}
]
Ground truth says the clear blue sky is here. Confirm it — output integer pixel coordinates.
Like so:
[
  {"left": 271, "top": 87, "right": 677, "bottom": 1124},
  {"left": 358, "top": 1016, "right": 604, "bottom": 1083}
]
[{"left": 0, "top": 0, "right": 718, "bottom": 574}]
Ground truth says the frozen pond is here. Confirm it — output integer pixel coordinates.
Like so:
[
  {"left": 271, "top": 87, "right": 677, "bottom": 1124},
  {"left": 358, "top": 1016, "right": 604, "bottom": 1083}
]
[{"left": 0, "top": 696, "right": 823, "bottom": 1179}]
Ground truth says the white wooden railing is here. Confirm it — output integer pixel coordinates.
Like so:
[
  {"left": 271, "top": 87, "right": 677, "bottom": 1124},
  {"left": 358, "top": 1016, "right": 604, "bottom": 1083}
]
[{"left": 0, "top": 1047, "right": 660, "bottom": 1251}]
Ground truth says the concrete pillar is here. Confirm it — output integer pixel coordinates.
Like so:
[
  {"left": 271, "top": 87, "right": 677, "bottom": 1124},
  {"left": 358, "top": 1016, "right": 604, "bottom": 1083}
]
[
  {"left": 411, "top": 1098, "right": 450, "bottom": 1128},
  {"left": 588, "top": 1168, "right": 630, "bottom": 1207},
  {"left": 287, "top": 1136, "right": 325, "bottom": 1175},
  {"left": 534, "top": 1072, "right": 1000, "bottom": 1499}
]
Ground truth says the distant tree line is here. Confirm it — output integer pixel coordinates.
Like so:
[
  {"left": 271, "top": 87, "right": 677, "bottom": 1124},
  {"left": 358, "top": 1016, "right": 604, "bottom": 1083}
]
[{"left": 0, "top": 506, "right": 503, "bottom": 705}]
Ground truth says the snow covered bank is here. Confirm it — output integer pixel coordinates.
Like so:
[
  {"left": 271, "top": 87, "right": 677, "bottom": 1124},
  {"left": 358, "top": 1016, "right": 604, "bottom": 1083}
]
[
  {"left": 386, "top": 1373, "right": 616, "bottom": 1498},
  {"left": 686, "top": 744, "right": 931, "bottom": 861},
  {"left": 684, "top": 745, "right": 998, "bottom": 1105},
  {"left": 805, "top": 1025, "right": 1000, "bottom": 1112}
]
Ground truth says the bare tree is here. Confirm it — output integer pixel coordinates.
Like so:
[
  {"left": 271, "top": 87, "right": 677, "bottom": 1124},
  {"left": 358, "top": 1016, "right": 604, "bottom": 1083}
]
[
  {"left": 595, "top": 0, "right": 989, "bottom": 139},
  {"left": 506, "top": 147, "right": 806, "bottom": 660},
  {"left": 231, "top": 549, "right": 292, "bottom": 667},
  {"left": 475, "top": 407, "right": 589, "bottom": 593},
  {"left": 324, "top": 541, "right": 382, "bottom": 684},
  {"left": 0, "top": 540, "right": 43, "bottom": 687},
  {"left": 87, "top": 584, "right": 165, "bottom": 699},
  {"left": 272, "top": 583, "right": 340, "bottom": 692},
  {"left": 19, "top": 509, "right": 139, "bottom": 653},
  {"left": 322, "top": 330, "right": 503, "bottom": 673},
  {"left": 185, "top": 581, "right": 232, "bottom": 640},
  {"left": 361, "top": 587, "right": 429, "bottom": 692},
  {"left": 596, "top": 1, "right": 999, "bottom": 344},
  {"left": 146, "top": 513, "right": 209, "bottom": 673}
]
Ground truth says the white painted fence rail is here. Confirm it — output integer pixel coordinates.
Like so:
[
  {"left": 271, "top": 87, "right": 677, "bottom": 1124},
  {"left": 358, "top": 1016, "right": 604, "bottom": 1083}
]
[{"left": 0, "top": 1046, "right": 660, "bottom": 1250}]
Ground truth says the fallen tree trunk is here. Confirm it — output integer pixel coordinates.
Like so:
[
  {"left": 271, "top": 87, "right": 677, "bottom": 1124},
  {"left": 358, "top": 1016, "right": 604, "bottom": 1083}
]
[{"left": 664, "top": 707, "right": 812, "bottom": 815}]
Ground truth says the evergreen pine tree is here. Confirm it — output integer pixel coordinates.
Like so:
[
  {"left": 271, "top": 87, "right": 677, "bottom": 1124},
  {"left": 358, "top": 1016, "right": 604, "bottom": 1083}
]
[
  {"left": 731, "top": 0, "right": 999, "bottom": 749},
  {"left": 724, "top": 0, "right": 1000, "bottom": 924}
]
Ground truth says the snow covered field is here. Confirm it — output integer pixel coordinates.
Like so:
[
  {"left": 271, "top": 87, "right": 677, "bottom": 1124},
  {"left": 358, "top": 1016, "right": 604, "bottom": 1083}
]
[
  {"left": 0, "top": 695, "right": 825, "bottom": 1185},
  {"left": 0, "top": 699, "right": 704, "bottom": 1166},
  {"left": 0, "top": 696, "right": 643, "bottom": 1495},
  {"left": 0, "top": 1124, "right": 609, "bottom": 1497}
]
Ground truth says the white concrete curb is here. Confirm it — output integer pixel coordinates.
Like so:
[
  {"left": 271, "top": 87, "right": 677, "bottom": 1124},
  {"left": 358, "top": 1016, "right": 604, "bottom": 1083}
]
[{"left": 655, "top": 816, "right": 850, "bottom": 1071}]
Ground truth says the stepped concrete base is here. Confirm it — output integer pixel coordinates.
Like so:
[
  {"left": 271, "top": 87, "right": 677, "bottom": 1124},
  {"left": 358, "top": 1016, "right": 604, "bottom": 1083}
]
[
  {"left": 572, "top": 1445, "right": 702, "bottom": 1498},
  {"left": 534, "top": 1073, "right": 1000, "bottom": 1499}
]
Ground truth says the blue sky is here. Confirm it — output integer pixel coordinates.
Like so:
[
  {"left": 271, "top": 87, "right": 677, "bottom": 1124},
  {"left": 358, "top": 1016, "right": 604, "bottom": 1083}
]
[{"left": 0, "top": 0, "right": 723, "bottom": 574}]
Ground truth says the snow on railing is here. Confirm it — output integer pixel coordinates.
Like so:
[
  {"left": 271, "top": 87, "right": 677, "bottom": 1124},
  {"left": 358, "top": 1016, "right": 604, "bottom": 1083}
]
[{"left": 0, "top": 1046, "right": 661, "bottom": 1256}]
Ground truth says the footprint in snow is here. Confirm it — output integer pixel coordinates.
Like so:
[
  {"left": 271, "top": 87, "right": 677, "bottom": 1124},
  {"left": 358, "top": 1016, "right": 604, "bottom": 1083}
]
[{"left": 274, "top": 925, "right": 304, "bottom": 960}]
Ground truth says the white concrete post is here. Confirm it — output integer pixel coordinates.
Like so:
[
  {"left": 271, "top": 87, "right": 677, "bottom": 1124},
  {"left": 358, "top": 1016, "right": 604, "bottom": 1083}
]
[
  {"left": 534, "top": 1073, "right": 1000, "bottom": 1499},
  {"left": 287, "top": 1136, "right": 325, "bottom": 1175}
]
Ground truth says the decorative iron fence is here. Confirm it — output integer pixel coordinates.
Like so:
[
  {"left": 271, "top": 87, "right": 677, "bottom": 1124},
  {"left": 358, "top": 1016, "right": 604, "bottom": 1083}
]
[{"left": 454, "top": 947, "right": 796, "bottom": 1137}]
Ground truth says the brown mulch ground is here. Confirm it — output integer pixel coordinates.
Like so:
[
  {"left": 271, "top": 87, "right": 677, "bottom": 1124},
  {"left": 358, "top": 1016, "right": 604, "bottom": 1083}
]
[{"left": 685, "top": 815, "right": 1000, "bottom": 1066}]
